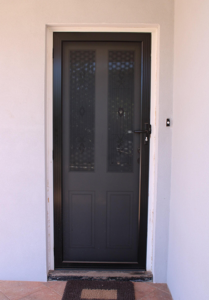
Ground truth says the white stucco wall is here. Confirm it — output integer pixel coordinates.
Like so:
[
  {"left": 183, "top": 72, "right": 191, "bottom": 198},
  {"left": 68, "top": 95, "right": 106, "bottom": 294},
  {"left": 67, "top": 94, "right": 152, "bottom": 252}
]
[
  {"left": 0, "top": 0, "right": 173, "bottom": 281},
  {"left": 167, "top": 0, "right": 209, "bottom": 299}
]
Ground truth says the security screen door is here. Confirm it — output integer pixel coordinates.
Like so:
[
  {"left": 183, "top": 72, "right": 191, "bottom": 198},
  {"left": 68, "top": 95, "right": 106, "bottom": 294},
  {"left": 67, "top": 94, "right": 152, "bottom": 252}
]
[{"left": 53, "top": 33, "right": 151, "bottom": 269}]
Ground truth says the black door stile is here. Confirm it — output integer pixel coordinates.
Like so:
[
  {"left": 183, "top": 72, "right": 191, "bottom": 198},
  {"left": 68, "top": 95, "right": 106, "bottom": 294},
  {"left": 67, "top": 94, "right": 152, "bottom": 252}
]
[{"left": 53, "top": 33, "right": 151, "bottom": 269}]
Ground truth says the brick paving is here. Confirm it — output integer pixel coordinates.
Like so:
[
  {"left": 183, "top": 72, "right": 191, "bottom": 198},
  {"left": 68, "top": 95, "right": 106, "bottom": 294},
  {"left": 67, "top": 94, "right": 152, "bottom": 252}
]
[{"left": 0, "top": 280, "right": 172, "bottom": 300}]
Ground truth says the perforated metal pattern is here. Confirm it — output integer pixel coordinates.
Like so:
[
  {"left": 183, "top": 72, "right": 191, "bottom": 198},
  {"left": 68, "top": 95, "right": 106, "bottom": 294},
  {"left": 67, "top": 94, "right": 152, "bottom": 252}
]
[
  {"left": 69, "top": 50, "right": 95, "bottom": 171},
  {"left": 108, "top": 51, "right": 134, "bottom": 172}
]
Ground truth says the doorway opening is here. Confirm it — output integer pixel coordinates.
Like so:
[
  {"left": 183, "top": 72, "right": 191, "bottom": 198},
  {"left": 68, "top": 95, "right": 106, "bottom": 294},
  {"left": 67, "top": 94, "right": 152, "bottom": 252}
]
[{"left": 53, "top": 32, "right": 151, "bottom": 270}]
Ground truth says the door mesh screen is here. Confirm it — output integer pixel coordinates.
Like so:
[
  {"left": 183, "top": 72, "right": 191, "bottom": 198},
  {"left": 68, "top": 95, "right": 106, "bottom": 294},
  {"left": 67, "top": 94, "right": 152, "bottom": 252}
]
[
  {"left": 69, "top": 50, "right": 95, "bottom": 171},
  {"left": 107, "top": 51, "right": 134, "bottom": 172}
]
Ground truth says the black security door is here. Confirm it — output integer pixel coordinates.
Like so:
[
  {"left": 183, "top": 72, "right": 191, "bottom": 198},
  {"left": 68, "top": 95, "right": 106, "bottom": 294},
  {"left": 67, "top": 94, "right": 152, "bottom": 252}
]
[{"left": 53, "top": 33, "right": 151, "bottom": 269}]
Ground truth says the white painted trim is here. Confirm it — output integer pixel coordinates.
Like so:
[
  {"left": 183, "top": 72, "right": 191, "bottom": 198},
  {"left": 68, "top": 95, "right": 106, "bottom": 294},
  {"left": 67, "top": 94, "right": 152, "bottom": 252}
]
[
  {"left": 45, "top": 24, "right": 160, "bottom": 273},
  {"left": 46, "top": 26, "right": 54, "bottom": 271}
]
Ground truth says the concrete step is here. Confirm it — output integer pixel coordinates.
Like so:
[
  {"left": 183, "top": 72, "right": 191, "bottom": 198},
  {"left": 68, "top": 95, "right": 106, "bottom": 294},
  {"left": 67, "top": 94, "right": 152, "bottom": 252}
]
[{"left": 48, "top": 269, "right": 153, "bottom": 282}]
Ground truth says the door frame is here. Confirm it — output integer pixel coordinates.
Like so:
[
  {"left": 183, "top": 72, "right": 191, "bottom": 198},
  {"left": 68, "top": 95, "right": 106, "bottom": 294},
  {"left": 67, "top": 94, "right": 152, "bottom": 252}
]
[{"left": 46, "top": 24, "right": 160, "bottom": 272}]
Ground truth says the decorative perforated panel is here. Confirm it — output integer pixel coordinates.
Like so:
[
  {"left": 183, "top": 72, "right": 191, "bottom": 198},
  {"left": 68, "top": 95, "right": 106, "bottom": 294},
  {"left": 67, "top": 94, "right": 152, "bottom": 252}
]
[
  {"left": 69, "top": 50, "right": 95, "bottom": 171},
  {"left": 108, "top": 51, "right": 134, "bottom": 172}
]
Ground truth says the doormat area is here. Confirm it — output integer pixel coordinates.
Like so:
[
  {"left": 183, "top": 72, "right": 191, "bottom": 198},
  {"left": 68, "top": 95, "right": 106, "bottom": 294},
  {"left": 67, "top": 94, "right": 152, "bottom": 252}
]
[{"left": 62, "top": 280, "right": 135, "bottom": 300}]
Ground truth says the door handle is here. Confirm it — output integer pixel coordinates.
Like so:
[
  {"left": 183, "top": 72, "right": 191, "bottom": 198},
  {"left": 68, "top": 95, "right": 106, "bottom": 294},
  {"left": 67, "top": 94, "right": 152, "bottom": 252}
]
[{"left": 134, "top": 123, "right": 151, "bottom": 145}]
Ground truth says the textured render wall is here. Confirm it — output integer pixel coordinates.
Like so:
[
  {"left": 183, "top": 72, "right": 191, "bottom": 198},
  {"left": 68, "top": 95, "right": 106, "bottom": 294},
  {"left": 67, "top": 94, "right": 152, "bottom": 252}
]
[
  {"left": 0, "top": 0, "right": 173, "bottom": 281},
  {"left": 167, "top": 0, "right": 209, "bottom": 299}
]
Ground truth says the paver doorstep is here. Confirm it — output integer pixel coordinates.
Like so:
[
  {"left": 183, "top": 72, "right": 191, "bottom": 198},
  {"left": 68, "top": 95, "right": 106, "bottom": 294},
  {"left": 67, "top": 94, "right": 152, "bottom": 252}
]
[
  {"left": 134, "top": 282, "right": 173, "bottom": 300},
  {"left": 0, "top": 281, "right": 43, "bottom": 300},
  {"left": 141, "top": 288, "right": 173, "bottom": 300},
  {"left": 134, "top": 282, "right": 156, "bottom": 299},
  {"left": 19, "top": 286, "right": 62, "bottom": 300},
  {"left": 0, "top": 291, "right": 9, "bottom": 300},
  {"left": 42, "top": 281, "right": 66, "bottom": 296},
  {"left": 147, "top": 283, "right": 171, "bottom": 294},
  {"left": 0, "top": 280, "right": 173, "bottom": 300}
]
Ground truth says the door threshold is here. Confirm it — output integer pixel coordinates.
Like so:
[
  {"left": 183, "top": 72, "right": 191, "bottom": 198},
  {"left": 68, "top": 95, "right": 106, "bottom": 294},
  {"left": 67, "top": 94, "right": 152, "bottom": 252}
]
[{"left": 48, "top": 269, "right": 153, "bottom": 282}]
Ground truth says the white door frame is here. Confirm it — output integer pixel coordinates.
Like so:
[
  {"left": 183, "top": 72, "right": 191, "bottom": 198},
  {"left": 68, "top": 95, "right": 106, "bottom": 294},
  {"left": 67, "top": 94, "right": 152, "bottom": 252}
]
[{"left": 45, "top": 23, "right": 160, "bottom": 272}]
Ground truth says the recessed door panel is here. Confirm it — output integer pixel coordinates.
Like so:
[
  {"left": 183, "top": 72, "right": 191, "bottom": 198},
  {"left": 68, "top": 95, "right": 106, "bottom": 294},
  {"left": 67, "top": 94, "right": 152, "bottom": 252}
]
[
  {"left": 107, "top": 192, "right": 133, "bottom": 248},
  {"left": 67, "top": 191, "right": 94, "bottom": 249}
]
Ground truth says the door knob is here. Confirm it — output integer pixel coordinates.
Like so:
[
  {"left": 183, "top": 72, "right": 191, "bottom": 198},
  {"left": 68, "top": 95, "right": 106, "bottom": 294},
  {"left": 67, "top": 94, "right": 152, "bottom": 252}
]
[{"left": 134, "top": 123, "right": 151, "bottom": 145}]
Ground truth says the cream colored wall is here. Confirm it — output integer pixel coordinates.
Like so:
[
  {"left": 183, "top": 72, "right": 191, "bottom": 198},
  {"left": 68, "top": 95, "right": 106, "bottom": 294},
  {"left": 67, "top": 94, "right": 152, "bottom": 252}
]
[
  {"left": 167, "top": 0, "right": 209, "bottom": 299},
  {"left": 0, "top": 0, "right": 173, "bottom": 281}
]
